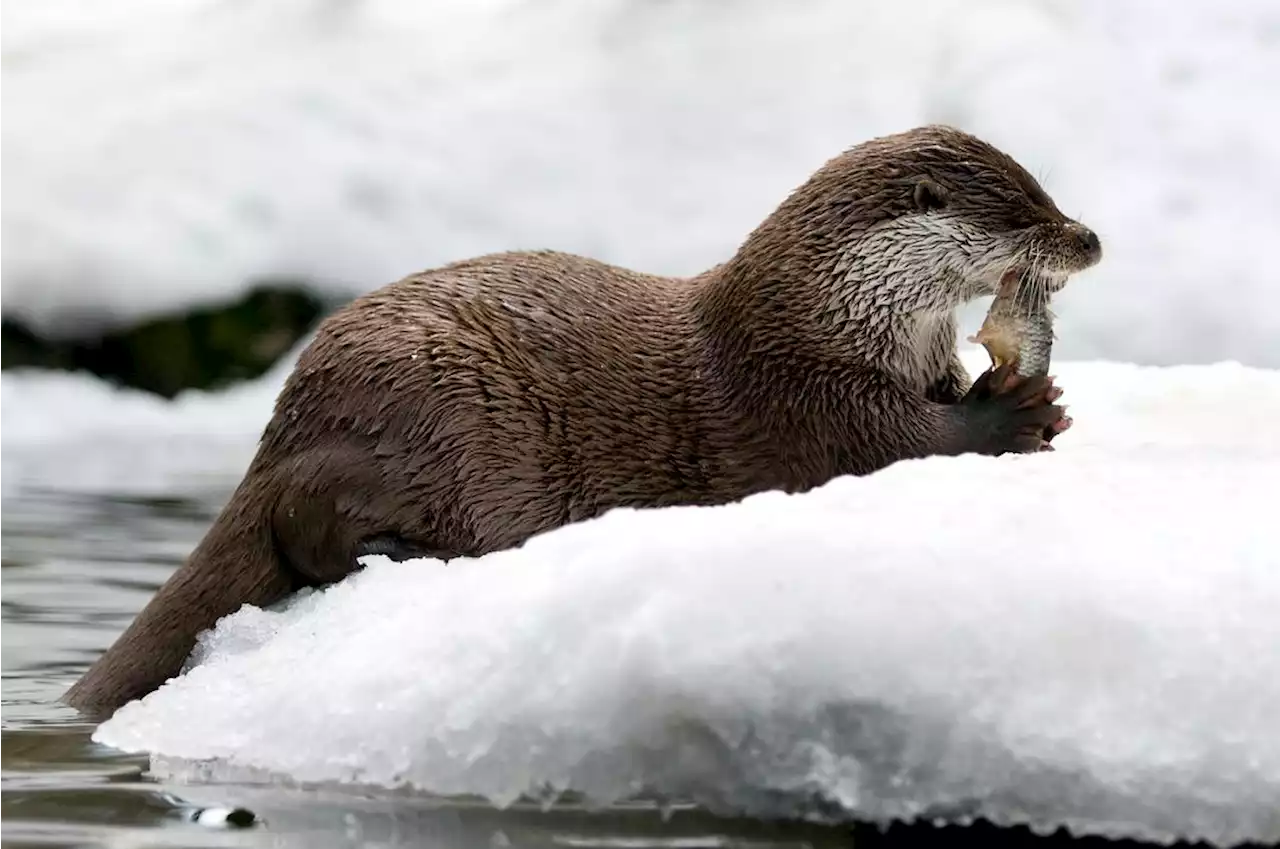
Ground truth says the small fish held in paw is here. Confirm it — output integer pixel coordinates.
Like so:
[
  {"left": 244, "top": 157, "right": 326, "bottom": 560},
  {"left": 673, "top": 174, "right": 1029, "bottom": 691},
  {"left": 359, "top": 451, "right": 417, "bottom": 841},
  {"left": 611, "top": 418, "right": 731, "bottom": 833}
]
[{"left": 968, "top": 268, "right": 1069, "bottom": 450}]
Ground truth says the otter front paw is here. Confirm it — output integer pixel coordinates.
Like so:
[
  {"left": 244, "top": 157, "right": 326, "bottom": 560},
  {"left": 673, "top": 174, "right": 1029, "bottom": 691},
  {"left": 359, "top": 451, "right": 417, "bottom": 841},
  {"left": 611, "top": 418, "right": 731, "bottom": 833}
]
[
  {"left": 955, "top": 363, "right": 1069, "bottom": 456},
  {"left": 1040, "top": 379, "right": 1073, "bottom": 449}
]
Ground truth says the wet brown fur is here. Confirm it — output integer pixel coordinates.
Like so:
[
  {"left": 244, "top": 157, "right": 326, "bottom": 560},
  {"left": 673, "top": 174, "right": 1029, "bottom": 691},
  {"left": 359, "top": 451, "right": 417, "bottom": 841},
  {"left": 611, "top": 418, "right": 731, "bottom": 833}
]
[{"left": 65, "top": 125, "right": 1101, "bottom": 717}]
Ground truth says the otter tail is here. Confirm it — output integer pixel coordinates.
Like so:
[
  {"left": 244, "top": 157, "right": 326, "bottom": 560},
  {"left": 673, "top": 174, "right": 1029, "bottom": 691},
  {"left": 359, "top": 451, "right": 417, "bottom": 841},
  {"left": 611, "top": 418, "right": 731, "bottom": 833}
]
[{"left": 63, "top": 476, "right": 294, "bottom": 719}]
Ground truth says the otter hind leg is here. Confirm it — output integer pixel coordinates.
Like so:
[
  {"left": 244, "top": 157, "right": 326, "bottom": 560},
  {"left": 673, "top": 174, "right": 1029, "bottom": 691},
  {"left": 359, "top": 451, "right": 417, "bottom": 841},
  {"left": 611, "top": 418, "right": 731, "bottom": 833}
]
[{"left": 269, "top": 446, "right": 443, "bottom": 587}]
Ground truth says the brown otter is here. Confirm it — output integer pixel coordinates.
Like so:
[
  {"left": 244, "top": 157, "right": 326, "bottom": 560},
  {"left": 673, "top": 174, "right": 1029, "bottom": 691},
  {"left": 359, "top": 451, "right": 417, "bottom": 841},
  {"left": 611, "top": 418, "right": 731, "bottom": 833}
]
[{"left": 64, "top": 124, "right": 1101, "bottom": 717}]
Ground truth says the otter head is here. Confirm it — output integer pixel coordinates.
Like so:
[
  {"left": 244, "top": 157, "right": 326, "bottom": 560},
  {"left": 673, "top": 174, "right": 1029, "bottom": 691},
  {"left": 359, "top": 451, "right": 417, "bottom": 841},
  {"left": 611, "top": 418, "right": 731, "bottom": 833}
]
[{"left": 785, "top": 125, "right": 1102, "bottom": 316}]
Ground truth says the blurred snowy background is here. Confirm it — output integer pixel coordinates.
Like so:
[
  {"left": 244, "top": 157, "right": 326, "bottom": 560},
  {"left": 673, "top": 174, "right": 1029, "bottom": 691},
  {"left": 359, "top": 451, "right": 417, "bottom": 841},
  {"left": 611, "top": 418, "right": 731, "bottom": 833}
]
[{"left": 4, "top": 0, "right": 1279, "bottom": 374}]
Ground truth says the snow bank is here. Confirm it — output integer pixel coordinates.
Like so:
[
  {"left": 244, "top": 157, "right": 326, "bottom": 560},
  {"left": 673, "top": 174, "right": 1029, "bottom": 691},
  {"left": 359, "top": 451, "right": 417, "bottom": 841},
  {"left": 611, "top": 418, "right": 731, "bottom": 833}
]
[
  {"left": 0, "top": 349, "right": 295, "bottom": 498},
  {"left": 4, "top": 0, "right": 1280, "bottom": 366},
  {"left": 92, "top": 357, "right": 1280, "bottom": 847}
]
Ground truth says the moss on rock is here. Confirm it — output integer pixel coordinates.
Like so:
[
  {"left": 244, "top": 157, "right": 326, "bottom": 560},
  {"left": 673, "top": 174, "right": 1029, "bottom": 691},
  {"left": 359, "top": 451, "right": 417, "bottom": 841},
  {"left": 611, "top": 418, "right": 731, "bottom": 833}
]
[{"left": 1, "top": 283, "right": 338, "bottom": 398}]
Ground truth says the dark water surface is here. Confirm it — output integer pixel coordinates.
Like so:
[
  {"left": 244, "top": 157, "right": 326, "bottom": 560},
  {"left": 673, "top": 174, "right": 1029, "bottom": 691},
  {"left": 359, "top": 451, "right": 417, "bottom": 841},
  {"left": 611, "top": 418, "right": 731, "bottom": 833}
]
[{"left": 4, "top": 488, "right": 879, "bottom": 849}]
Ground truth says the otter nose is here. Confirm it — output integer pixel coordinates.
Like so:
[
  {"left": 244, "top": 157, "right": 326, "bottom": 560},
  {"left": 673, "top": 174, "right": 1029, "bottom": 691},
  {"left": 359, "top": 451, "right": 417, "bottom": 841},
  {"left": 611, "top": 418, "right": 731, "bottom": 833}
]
[{"left": 1074, "top": 225, "right": 1102, "bottom": 262}]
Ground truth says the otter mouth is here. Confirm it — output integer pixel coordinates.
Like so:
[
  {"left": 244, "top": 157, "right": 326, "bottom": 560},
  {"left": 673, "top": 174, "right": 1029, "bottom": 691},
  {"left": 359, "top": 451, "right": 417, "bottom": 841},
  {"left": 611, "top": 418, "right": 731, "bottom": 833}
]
[
  {"left": 980, "top": 222, "right": 1099, "bottom": 299},
  {"left": 1024, "top": 266, "right": 1070, "bottom": 293},
  {"left": 986, "top": 265, "right": 1071, "bottom": 302}
]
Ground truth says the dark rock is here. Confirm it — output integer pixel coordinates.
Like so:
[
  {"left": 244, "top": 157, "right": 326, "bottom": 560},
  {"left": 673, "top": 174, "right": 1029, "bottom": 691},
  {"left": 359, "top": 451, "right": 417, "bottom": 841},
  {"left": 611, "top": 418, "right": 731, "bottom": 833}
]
[{"left": 1, "top": 283, "right": 340, "bottom": 398}]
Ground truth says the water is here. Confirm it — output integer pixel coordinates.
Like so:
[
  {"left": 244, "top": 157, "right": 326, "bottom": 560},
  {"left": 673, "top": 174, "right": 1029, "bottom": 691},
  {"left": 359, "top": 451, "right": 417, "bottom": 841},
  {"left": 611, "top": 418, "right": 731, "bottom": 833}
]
[
  {"left": 2, "top": 489, "right": 864, "bottom": 849},
  {"left": 2, "top": 490, "right": 217, "bottom": 846}
]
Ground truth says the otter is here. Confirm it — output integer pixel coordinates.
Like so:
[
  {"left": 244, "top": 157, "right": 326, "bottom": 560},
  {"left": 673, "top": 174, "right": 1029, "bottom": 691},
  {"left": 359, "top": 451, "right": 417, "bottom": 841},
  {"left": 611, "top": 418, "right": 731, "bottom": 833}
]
[{"left": 65, "top": 125, "right": 1101, "bottom": 717}]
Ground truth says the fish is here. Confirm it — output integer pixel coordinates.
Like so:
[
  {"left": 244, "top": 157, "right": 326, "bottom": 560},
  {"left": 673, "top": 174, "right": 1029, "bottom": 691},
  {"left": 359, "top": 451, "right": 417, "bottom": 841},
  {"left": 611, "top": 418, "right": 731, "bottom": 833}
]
[{"left": 967, "top": 267, "right": 1055, "bottom": 377}]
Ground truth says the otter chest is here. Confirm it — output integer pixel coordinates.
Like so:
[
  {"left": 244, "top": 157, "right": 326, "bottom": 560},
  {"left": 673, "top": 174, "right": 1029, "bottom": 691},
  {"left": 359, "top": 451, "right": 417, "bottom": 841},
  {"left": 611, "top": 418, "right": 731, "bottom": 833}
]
[{"left": 883, "top": 312, "right": 957, "bottom": 393}]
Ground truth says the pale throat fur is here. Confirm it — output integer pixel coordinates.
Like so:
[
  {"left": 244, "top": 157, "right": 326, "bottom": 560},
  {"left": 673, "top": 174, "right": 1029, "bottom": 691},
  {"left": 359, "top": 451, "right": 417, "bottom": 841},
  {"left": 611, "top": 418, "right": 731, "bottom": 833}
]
[
  {"left": 697, "top": 208, "right": 1033, "bottom": 404},
  {"left": 826, "top": 210, "right": 1033, "bottom": 392}
]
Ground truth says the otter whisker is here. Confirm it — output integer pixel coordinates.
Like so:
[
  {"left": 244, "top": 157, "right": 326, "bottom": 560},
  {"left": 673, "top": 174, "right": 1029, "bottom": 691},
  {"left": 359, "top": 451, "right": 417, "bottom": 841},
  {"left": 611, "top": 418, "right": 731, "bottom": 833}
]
[
  {"left": 1025, "top": 244, "right": 1050, "bottom": 312},
  {"left": 1026, "top": 248, "right": 1042, "bottom": 312}
]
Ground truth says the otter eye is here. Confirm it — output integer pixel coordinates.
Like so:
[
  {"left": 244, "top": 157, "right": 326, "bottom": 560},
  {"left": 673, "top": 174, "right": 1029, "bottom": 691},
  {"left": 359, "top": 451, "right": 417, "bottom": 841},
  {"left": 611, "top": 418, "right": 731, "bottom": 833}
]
[{"left": 913, "top": 179, "right": 948, "bottom": 212}]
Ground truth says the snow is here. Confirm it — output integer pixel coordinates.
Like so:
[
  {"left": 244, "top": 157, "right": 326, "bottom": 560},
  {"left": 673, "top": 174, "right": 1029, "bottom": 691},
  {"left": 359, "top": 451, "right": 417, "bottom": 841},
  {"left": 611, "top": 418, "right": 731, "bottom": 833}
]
[
  {"left": 83, "top": 353, "right": 1280, "bottom": 848},
  {"left": 4, "top": 0, "right": 1280, "bottom": 367},
  {"left": 0, "top": 353, "right": 293, "bottom": 499}
]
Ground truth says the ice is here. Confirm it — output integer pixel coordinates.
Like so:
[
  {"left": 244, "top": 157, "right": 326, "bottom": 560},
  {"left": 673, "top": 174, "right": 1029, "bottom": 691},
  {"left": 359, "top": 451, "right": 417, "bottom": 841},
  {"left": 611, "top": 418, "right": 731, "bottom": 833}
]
[
  {"left": 91, "top": 356, "right": 1280, "bottom": 847},
  {"left": 5, "top": 0, "right": 1280, "bottom": 367}
]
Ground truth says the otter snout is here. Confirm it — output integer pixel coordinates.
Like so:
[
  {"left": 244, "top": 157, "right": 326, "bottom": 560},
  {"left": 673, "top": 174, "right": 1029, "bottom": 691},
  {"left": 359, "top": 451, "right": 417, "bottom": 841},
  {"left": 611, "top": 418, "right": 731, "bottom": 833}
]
[{"left": 1065, "top": 221, "right": 1103, "bottom": 270}]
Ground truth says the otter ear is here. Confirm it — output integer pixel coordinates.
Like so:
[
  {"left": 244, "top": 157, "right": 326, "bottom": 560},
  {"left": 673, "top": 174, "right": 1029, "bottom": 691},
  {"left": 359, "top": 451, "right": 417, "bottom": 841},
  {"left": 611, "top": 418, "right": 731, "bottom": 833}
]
[{"left": 913, "top": 178, "right": 948, "bottom": 212}]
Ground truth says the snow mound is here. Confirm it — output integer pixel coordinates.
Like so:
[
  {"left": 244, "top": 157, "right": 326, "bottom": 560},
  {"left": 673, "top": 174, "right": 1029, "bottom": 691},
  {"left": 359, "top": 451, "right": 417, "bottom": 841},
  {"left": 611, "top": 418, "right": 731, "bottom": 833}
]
[{"left": 93, "top": 360, "right": 1280, "bottom": 847}]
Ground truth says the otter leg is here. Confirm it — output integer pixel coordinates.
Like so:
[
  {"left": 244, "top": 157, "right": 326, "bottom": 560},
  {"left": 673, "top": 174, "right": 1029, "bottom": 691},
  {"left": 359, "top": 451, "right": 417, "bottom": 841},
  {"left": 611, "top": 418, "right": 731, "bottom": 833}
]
[
  {"left": 937, "top": 357, "right": 1071, "bottom": 446},
  {"left": 962, "top": 366, "right": 1070, "bottom": 445},
  {"left": 949, "top": 365, "right": 1068, "bottom": 455},
  {"left": 62, "top": 447, "right": 450, "bottom": 718},
  {"left": 847, "top": 365, "right": 1066, "bottom": 474},
  {"left": 64, "top": 474, "right": 293, "bottom": 718},
  {"left": 269, "top": 446, "right": 449, "bottom": 586}
]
